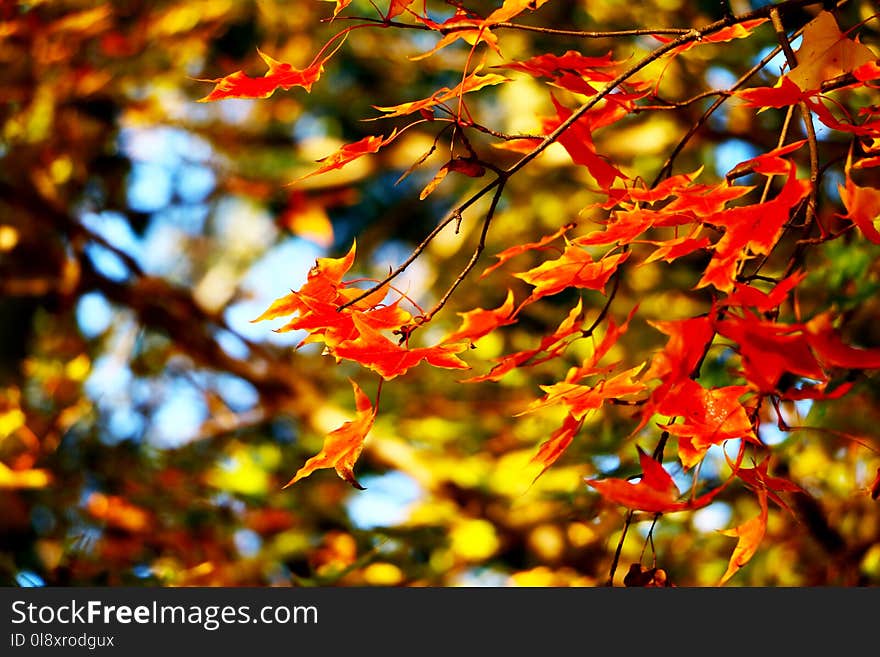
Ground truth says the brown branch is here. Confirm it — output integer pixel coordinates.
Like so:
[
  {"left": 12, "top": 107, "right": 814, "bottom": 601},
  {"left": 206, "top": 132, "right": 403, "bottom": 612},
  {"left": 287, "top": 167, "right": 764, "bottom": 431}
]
[
  {"left": 419, "top": 180, "right": 506, "bottom": 324},
  {"left": 332, "top": 15, "right": 693, "bottom": 38}
]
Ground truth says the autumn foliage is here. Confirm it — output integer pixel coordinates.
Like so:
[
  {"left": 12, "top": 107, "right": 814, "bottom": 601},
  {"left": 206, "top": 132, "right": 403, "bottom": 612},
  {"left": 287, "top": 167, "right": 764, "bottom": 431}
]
[
  {"left": 184, "top": 0, "right": 880, "bottom": 586},
  {"left": 2, "top": 0, "right": 879, "bottom": 587}
]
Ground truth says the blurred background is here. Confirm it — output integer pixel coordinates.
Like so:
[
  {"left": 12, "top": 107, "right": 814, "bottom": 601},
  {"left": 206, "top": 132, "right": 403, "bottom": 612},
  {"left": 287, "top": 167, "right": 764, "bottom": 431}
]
[{"left": 1, "top": 0, "right": 878, "bottom": 587}]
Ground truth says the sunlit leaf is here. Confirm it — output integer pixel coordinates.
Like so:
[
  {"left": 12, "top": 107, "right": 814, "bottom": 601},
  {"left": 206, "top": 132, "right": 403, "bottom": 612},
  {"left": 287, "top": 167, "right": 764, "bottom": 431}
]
[
  {"left": 284, "top": 379, "right": 376, "bottom": 489},
  {"left": 718, "top": 489, "right": 768, "bottom": 585}
]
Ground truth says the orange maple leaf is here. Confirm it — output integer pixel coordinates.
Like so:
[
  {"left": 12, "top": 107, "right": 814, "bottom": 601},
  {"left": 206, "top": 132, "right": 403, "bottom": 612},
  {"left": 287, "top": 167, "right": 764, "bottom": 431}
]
[
  {"left": 529, "top": 412, "right": 583, "bottom": 484},
  {"left": 480, "top": 222, "right": 575, "bottom": 279},
  {"left": 443, "top": 289, "right": 517, "bottom": 345},
  {"left": 655, "top": 18, "right": 768, "bottom": 56},
  {"left": 198, "top": 46, "right": 338, "bottom": 102},
  {"left": 586, "top": 447, "right": 686, "bottom": 513},
  {"left": 838, "top": 152, "right": 880, "bottom": 244},
  {"left": 697, "top": 165, "right": 809, "bottom": 293},
  {"left": 253, "top": 241, "right": 358, "bottom": 324},
  {"left": 371, "top": 71, "right": 509, "bottom": 119},
  {"left": 718, "top": 488, "right": 768, "bottom": 585},
  {"left": 463, "top": 298, "right": 585, "bottom": 383},
  {"left": 410, "top": 1, "right": 550, "bottom": 60},
  {"left": 284, "top": 379, "right": 376, "bottom": 490},
  {"left": 387, "top": 0, "right": 417, "bottom": 20},
  {"left": 524, "top": 366, "right": 645, "bottom": 421},
  {"left": 323, "top": 0, "right": 352, "bottom": 19},
  {"left": 290, "top": 130, "right": 398, "bottom": 185},
  {"left": 515, "top": 245, "right": 630, "bottom": 304}
]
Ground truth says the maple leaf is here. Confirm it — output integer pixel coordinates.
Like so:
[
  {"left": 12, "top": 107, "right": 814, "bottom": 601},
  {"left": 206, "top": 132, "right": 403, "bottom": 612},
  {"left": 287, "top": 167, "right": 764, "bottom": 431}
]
[
  {"left": 284, "top": 379, "right": 376, "bottom": 490},
  {"left": 524, "top": 365, "right": 645, "bottom": 420},
  {"left": 697, "top": 166, "right": 809, "bottom": 293},
  {"left": 605, "top": 168, "right": 703, "bottom": 206},
  {"left": 498, "top": 49, "right": 623, "bottom": 96},
  {"left": 732, "top": 457, "right": 803, "bottom": 516},
  {"left": 387, "top": 0, "right": 417, "bottom": 20},
  {"left": 736, "top": 76, "right": 807, "bottom": 108},
  {"left": 542, "top": 94, "right": 628, "bottom": 189},
  {"left": 410, "top": 1, "right": 550, "bottom": 60},
  {"left": 371, "top": 71, "right": 509, "bottom": 119},
  {"left": 528, "top": 412, "right": 583, "bottom": 484},
  {"left": 586, "top": 446, "right": 686, "bottom": 513},
  {"left": 323, "top": 0, "right": 352, "bottom": 19},
  {"left": 480, "top": 222, "right": 575, "bottom": 278},
  {"left": 443, "top": 289, "right": 517, "bottom": 345},
  {"left": 333, "top": 314, "right": 469, "bottom": 380},
  {"left": 198, "top": 47, "right": 335, "bottom": 102},
  {"left": 419, "top": 157, "right": 487, "bottom": 200},
  {"left": 484, "top": 0, "right": 551, "bottom": 24},
  {"left": 656, "top": 380, "right": 757, "bottom": 469},
  {"left": 715, "top": 315, "right": 825, "bottom": 393},
  {"left": 253, "top": 241, "right": 358, "bottom": 324},
  {"left": 464, "top": 298, "right": 585, "bottom": 383},
  {"left": 655, "top": 18, "right": 768, "bottom": 56},
  {"left": 410, "top": 11, "right": 500, "bottom": 60},
  {"left": 515, "top": 245, "right": 630, "bottom": 304},
  {"left": 838, "top": 152, "right": 880, "bottom": 244},
  {"left": 721, "top": 271, "right": 806, "bottom": 313},
  {"left": 643, "top": 232, "right": 711, "bottom": 265},
  {"left": 784, "top": 10, "right": 877, "bottom": 92},
  {"left": 575, "top": 210, "right": 653, "bottom": 248},
  {"left": 290, "top": 130, "right": 398, "bottom": 185},
  {"left": 718, "top": 488, "right": 768, "bottom": 585},
  {"left": 499, "top": 50, "right": 620, "bottom": 81},
  {"left": 663, "top": 180, "right": 753, "bottom": 217},
  {"left": 805, "top": 312, "right": 880, "bottom": 370},
  {"left": 642, "top": 315, "right": 715, "bottom": 389}
]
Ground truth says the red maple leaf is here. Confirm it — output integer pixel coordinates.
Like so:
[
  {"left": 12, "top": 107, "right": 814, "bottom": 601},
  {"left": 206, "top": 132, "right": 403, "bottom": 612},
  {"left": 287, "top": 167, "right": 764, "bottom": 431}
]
[
  {"left": 586, "top": 447, "right": 686, "bottom": 513},
  {"left": 333, "top": 314, "right": 469, "bottom": 380},
  {"left": 736, "top": 76, "right": 807, "bottom": 108},
  {"left": 541, "top": 94, "right": 628, "bottom": 190},
  {"left": 697, "top": 166, "right": 809, "bottom": 293},
  {"left": 655, "top": 380, "right": 758, "bottom": 469},
  {"left": 198, "top": 46, "right": 339, "bottom": 102},
  {"left": 715, "top": 315, "right": 825, "bottom": 393},
  {"left": 721, "top": 271, "right": 806, "bottom": 313},
  {"left": 805, "top": 312, "right": 880, "bottom": 370}
]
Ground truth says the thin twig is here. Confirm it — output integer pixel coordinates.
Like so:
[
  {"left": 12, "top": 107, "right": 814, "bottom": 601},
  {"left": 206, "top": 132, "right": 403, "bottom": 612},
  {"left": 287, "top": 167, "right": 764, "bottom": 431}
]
[{"left": 420, "top": 180, "right": 507, "bottom": 323}]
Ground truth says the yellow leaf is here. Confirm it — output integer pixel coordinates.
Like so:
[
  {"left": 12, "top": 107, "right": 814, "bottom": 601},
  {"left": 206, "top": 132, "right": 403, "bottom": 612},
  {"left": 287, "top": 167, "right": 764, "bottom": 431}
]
[
  {"left": 785, "top": 11, "right": 877, "bottom": 91},
  {"left": 717, "top": 489, "right": 768, "bottom": 585}
]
